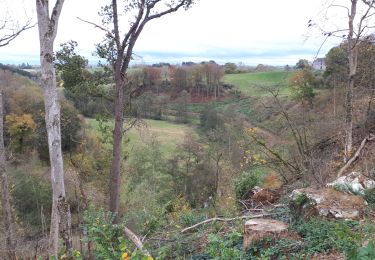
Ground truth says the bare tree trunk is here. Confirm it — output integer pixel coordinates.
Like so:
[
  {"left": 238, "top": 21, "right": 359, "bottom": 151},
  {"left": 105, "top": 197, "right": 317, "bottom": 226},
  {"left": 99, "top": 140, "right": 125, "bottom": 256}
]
[
  {"left": 345, "top": 0, "right": 358, "bottom": 160},
  {"left": 36, "top": 0, "right": 72, "bottom": 257},
  {"left": 0, "top": 88, "right": 16, "bottom": 260},
  {"left": 109, "top": 77, "right": 125, "bottom": 217}
]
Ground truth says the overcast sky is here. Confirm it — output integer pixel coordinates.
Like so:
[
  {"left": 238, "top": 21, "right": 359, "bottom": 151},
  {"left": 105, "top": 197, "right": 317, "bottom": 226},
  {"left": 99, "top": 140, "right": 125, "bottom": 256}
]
[{"left": 0, "top": 0, "right": 344, "bottom": 66}]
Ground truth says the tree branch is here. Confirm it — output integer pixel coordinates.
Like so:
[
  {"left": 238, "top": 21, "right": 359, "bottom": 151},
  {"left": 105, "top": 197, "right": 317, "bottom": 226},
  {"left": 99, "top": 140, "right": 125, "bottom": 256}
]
[
  {"left": 337, "top": 134, "right": 375, "bottom": 177},
  {"left": 76, "top": 17, "right": 114, "bottom": 39},
  {"left": 0, "top": 19, "right": 35, "bottom": 47},
  {"left": 181, "top": 213, "right": 276, "bottom": 233},
  {"left": 123, "top": 226, "right": 151, "bottom": 256}
]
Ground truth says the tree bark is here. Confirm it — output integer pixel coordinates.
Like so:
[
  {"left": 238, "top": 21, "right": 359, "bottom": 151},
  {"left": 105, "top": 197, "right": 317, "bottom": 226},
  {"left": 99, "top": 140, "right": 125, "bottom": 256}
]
[
  {"left": 36, "top": 0, "right": 72, "bottom": 257},
  {"left": 0, "top": 87, "right": 16, "bottom": 259},
  {"left": 109, "top": 72, "right": 125, "bottom": 216},
  {"left": 345, "top": 0, "right": 358, "bottom": 160}
]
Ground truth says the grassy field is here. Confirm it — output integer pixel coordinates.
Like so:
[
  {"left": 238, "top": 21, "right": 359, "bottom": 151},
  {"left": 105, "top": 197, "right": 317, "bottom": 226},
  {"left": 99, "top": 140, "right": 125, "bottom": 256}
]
[
  {"left": 88, "top": 118, "right": 194, "bottom": 156},
  {"left": 224, "top": 71, "right": 292, "bottom": 97}
]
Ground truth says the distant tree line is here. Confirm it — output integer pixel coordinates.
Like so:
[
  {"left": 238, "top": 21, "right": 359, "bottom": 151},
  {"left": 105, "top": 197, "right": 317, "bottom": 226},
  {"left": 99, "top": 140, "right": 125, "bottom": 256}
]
[{"left": 0, "top": 63, "right": 34, "bottom": 79}]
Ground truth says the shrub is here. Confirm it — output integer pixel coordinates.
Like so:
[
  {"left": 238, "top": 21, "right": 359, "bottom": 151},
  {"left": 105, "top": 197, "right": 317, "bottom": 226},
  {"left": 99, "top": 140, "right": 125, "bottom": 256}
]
[
  {"left": 5, "top": 113, "right": 37, "bottom": 153},
  {"left": 348, "top": 240, "right": 375, "bottom": 260},
  {"left": 82, "top": 209, "right": 151, "bottom": 260},
  {"left": 364, "top": 188, "right": 375, "bottom": 204},
  {"left": 234, "top": 171, "right": 260, "bottom": 200},
  {"left": 246, "top": 237, "right": 302, "bottom": 259},
  {"left": 11, "top": 169, "right": 52, "bottom": 230},
  {"left": 292, "top": 219, "right": 361, "bottom": 255},
  {"left": 205, "top": 232, "right": 242, "bottom": 260}
]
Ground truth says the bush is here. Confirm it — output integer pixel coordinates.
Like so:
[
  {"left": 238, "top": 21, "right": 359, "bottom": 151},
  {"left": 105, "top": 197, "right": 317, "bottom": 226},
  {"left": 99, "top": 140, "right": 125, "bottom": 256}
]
[
  {"left": 205, "top": 232, "right": 242, "bottom": 260},
  {"left": 364, "top": 188, "right": 375, "bottom": 204},
  {"left": 246, "top": 237, "right": 302, "bottom": 259},
  {"left": 348, "top": 240, "right": 375, "bottom": 260},
  {"left": 82, "top": 209, "right": 151, "bottom": 260},
  {"left": 234, "top": 171, "right": 260, "bottom": 200},
  {"left": 292, "top": 219, "right": 361, "bottom": 255},
  {"left": 11, "top": 169, "right": 52, "bottom": 230}
]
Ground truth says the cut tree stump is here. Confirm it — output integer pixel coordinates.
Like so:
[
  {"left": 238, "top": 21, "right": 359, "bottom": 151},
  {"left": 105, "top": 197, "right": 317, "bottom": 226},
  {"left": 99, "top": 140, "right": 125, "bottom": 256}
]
[{"left": 243, "top": 218, "right": 288, "bottom": 249}]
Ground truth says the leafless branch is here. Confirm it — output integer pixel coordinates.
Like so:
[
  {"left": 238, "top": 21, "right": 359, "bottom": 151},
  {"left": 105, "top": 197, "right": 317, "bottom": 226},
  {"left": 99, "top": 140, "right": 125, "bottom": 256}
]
[
  {"left": 77, "top": 17, "right": 114, "bottom": 39},
  {"left": 337, "top": 134, "right": 375, "bottom": 177},
  {"left": 329, "top": 4, "right": 350, "bottom": 16},
  {"left": 181, "top": 213, "right": 276, "bottom": 233},
  {"left": 0, "top": 19, "right": 35, "bottom": 47}
]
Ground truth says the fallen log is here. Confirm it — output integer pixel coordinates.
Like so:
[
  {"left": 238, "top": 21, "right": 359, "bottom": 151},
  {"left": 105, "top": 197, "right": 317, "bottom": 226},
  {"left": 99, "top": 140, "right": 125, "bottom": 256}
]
[
  {"left": 337, "top": 134, "right": 375, "bottom": 178},
  {"left": 180, "top": 213, "right": 275, "bottom": 233},
  {"left": 124, "top": 226, "right": 151, "bottom": 257}
]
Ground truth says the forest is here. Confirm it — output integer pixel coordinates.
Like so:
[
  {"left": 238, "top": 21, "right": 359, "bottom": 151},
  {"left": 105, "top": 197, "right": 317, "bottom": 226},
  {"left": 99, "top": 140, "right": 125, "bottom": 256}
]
[{"left": 1, "top": 0, "right": 375, "bottom": 259}]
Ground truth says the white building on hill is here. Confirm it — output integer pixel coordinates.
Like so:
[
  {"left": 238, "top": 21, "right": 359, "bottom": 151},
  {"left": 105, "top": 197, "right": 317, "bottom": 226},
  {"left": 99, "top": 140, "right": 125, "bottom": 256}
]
[{"left": 312, "top": 58, "right": 326, "bottom": 70}]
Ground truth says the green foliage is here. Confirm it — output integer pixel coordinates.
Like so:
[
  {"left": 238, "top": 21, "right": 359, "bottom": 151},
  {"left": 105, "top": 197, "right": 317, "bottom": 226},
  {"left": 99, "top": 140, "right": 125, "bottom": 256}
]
[
  {"left": 364, "top": 188, "right": 375, "bottom": 204},
  {"left": 11, "top": 169, "right": 52, "bottom": 229},
  {"left": 83, "top": 209, "right": 152, "bottom": 260},
  {"left": 292, "top": 219, "right": 361, "bottom": 255},
  {"left": 0, "top": 63, "right": 34, "bottom": 78},
  {"left": 224, "top": 62, "right": 238, "bottom": 74},
  {"left": 324, "top": 46, "right": 348, "bottom": 86},
  {"left": 293, "top": 193, "right": 308, "bottom": 206},
  {"left": 288, "top": 69, "right": 316, "bottom": 106},
  {"left": 175, "top": 90, "right": 191, "bottom": 124},
  {"left": 5, "top": 113, "right": 37, "bottom": 153},
  {"left": 179, "top": 211, "right": 206, "bottom": 228},
  {"left": 247, "top": 237, "right": 302, "bottom": 259},
  {"left": 348, "top": 241, "right": 375, "bottom": 260},
  {"left": 295, "top": 59, "right": 311, "bottom": 70},
  {"left": 234, "top": 170, "right": 260, "bottom": 200},
  {"left": 333, "top": 183, "right": 364, "bottom": 196},
  {"left": 224, "top": 71, "right": 292, "bottom": 97},
  {"left": 200, "top": 105, "right": 223, "bottom": 130},
  {"left": 35, "top": 100, "right": 83, "bottom": 160},
  {"left": 122, "top": 136, "right": 175, "bottom": 232},
  {"left": 56, "top": 41, "right": 114, "bottom": 117},
  {"left": 205, "top": 232, "right": 242, "bottom": 260},
  {"left": 55, "top": 41, "right": 88, "bottom": 91},
  {"left": 83, "top": 209, "right": 127, "bottom": 259}
]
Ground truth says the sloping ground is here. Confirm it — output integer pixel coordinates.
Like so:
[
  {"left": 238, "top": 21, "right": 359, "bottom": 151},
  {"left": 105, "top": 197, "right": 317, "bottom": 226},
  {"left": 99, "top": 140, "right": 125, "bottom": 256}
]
[
  {"left": 88, "top": 118, "right": 195, "bottom": 156},
  {"left": 127, "top": 119, "right": 195, "bottom": 154},
  {"left": 224, "top": 71, "right": 292, "bottom": 97}
]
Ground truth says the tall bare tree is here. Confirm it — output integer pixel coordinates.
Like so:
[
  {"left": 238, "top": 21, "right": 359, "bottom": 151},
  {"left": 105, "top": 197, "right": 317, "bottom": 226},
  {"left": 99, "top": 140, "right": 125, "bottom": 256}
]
[
  {"left": 313, "top": 0, "right": 375, "bottom": 160},
  {"left": 82, "top": 0, "right": 194, "bottom": 218},
  {"left": 35, "top": 0, "right": 72, "bottom": 257},
  {"left": 344, "top": 0, "right": 375, "bottom": 159},
  {"left": 0, "top": 11, "right": 34, "bottom": 258}
]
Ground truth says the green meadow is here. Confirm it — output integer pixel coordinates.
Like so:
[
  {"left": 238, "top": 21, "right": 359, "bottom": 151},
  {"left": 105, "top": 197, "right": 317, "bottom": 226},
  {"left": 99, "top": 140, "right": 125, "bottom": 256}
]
[{"left": 224, "top": 71, "right": 292, "bottom": 96}]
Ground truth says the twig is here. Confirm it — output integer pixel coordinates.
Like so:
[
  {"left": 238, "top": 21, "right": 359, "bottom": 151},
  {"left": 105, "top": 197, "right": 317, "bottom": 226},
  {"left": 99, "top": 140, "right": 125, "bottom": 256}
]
[
  {"left": 76, "top": 17, "right": 114, "bottom": 39},
  {"left": 181, "top": 213, "right": 275, "bottom": 233},
  {"left": 337, "top": 134, "right": 375, "bottom": 177}
]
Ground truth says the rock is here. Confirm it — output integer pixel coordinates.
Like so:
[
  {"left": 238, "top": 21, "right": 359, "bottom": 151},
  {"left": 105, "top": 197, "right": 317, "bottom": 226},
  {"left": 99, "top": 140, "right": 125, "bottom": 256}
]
[
  {"left": 290, "top": 188, "right": 368, "bottom": 221},
  {"left": 327, "top": 172, "right": 375, "bottom": 195},
  {"left": 243, "top": 218, "right": 288, "bottom": 249}
]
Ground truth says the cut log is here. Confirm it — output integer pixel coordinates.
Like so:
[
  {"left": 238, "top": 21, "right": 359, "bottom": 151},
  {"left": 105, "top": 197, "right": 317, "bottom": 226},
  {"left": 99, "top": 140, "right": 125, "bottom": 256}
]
[{"left": 243, "top": 218, "right": 288, "bottom": 249}]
